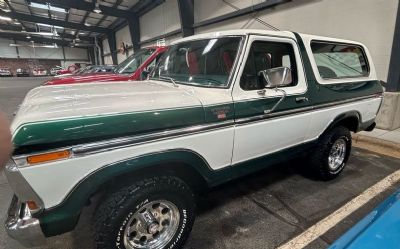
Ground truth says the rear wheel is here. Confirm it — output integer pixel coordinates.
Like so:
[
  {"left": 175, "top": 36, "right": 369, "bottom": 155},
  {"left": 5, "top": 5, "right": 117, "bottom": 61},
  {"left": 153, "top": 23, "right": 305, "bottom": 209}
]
[
  {"left": 309, "top": 126, "right": 352, "bottom": 180},
  {"left": 94, "top": 176, "right": 195, "bottom": 249}
]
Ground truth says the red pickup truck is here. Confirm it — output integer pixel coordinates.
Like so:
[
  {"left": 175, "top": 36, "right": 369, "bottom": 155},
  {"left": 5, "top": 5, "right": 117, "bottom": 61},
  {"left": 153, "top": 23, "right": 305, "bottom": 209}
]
[{"left": 44, "top": 46, "right": 167, "bottom": 85}]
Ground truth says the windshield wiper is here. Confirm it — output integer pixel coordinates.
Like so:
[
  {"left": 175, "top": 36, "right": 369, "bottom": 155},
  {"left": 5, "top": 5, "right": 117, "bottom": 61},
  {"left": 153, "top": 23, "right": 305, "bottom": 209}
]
[{"left": 159, "top": 76, "right": 179, "bottom": 88}]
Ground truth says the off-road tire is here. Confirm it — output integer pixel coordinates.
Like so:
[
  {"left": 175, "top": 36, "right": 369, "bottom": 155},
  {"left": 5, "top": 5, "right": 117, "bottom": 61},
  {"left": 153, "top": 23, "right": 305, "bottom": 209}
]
[
  {"left": 94, "top": 176, "right": 196, "bottom": 249},
  {"left": 310, "top": 126, "right": 352, "bottom": 180}
]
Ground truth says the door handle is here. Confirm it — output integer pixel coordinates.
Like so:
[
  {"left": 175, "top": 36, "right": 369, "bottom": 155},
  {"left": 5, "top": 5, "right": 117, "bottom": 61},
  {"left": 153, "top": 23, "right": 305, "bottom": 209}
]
[{"left": 295, "top": 97, "right": 309, "bottom": 103}]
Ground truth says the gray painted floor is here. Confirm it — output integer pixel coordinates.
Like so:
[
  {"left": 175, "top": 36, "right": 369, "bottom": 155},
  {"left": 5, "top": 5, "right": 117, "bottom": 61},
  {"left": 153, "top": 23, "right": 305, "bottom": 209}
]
[{"left": 1, "top": 78, "right": 399, "bottom": 249}]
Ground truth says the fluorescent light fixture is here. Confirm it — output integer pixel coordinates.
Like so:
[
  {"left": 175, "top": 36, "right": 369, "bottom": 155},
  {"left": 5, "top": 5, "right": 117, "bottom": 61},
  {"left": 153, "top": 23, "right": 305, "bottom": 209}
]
[
  {"left": 30, "top": 2, "right": 68, "bottom": 13},
  {"left": 26, "top": 35, "right": 31, "bottom": 39},
  {"left": 0, "top": 16, "right": 12, "bottom": 21},
  {"left": 13, "top": 20, "right": 21, "bottom": 25},
  {"left": 37, "top": 23, "right": 64, "bottom": 29},
  {"left": 0, "top": 8, "right": 11, "bottom": 13},
  {"left": 84, "top": 22, "right": 91, "bottom": 27}
]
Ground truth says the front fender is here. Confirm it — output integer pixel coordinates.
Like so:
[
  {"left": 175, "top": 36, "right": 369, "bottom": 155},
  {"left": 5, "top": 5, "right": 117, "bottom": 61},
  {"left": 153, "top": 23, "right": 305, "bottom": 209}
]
[{"left": 37, "top": 149, "right": 215, "bottom": 237}]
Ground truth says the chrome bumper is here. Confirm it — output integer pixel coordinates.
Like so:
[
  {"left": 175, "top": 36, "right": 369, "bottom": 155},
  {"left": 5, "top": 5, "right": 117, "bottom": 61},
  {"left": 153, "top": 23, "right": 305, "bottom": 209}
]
[{"left": 5, "top": 196, "right": 46, "bottom": 248}]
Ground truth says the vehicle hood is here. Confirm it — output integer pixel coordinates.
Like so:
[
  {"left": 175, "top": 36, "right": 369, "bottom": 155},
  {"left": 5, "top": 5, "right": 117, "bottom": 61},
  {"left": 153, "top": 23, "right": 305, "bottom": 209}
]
[
  {"left": 12, "top": 81, "right": 205, "bottom": 151},
  {"left": 44, "top": 72, "right": 130, "bottom": 85}
]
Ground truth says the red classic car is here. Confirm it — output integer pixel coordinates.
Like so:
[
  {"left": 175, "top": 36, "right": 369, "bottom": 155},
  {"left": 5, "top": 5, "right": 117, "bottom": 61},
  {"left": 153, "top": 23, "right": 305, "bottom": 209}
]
[{"left": 44, "top": 46, "right": 167, "bottom": 86}]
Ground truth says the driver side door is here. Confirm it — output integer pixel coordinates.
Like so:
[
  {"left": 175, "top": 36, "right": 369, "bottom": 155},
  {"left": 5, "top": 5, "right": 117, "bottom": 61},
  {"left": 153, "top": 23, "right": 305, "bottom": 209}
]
[{"left": 231, "top": 35, "right": 311, "bottom": 165}]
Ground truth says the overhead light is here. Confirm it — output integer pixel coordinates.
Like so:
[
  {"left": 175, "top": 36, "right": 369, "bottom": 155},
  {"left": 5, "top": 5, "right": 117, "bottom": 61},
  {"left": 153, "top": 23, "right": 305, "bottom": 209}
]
[
  {"left": 78, "top": 32, "right": 86, "bottom": 35},
  {"left": 0, "top": 16, "right": 12, "bottom": 21},
  {"left": 93, "top": 2, "right": 102, "bottom": 13},
  {"left": 26, "top": 35, "right": 31, "bottom": 39},
  {"left": 75, "top": 36, "right": 80, "bottom": 41},
  {"left": 37, "top": 23, "right": 64, "bottom": 29},
  {"left": 0, "top": 8, "right": 11, "bottom": 13},
  {"left": 30, "top": 2, "right": 68, "bottom": 13},
  {"left": 13, "top": 20, "right": 21, "bottom": 25},
  {"left": 84, "top": 22, "right": 91, "bottom": 27}
]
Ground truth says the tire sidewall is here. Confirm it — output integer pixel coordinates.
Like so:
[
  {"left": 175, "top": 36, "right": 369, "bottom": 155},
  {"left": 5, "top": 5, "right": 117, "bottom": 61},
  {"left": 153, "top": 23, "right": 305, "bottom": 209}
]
[
  {"left": 325, "top": 128, "right": 351, "bottom": 176},
  {"left": 113, "top": 184, "right": 195, "bottom": 249}
]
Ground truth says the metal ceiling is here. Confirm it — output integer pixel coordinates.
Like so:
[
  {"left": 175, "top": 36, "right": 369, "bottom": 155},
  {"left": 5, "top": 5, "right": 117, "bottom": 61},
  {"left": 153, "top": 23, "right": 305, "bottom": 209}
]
[{"left": 0, "top": 0, "right": 162, "bottom": 47}]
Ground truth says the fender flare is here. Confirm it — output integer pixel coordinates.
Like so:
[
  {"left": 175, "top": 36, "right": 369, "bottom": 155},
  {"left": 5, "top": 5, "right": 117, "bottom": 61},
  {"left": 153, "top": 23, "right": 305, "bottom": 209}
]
[
  {"left": 323, "top": 110, "right": 361, "bottom": 136},
  {"left": 38, "top": 149, "right": 214, "bottom": 237}
]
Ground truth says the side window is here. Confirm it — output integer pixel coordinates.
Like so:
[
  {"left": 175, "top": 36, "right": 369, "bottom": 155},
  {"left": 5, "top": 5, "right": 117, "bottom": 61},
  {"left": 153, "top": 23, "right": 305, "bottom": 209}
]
[
  {"left": 311, "top": 42, "right": 369, "bottom": 79},
  {"left": 240, "top": 41, "right": 298, "bottom": 91}
]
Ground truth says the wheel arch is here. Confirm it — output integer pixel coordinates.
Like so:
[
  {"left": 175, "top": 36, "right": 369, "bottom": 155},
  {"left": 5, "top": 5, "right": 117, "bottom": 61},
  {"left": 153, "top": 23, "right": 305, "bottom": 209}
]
[
  {"left": 38, "top": 149, "right": 213, "bottom": 237},
  {"left": 324, "top": 111, "right": 361, "bottom": 135}
]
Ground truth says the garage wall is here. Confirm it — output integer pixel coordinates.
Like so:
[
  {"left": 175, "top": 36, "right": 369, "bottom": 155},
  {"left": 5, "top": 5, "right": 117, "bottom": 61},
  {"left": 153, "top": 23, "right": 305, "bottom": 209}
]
[
  {"left": 116, "top": 25, "right": 132, "bottom": 63},
  {"left": 0, "top": 39, "right": 18, "bottom": 58},
  {"left": 194, "top": 0, "right": 398, "bottom": 81},
  {"left": 140, "top": 0, "right": 181, "bottom": 42}
]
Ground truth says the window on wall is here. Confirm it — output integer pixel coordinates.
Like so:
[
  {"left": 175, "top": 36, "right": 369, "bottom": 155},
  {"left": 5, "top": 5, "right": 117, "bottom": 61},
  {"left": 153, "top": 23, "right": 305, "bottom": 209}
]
[
  {"left": 311, "top": 42, "right": 369, "bottom": 79},
  {"left": 240, "top": 41, "right": 298, "bottom": 91}
]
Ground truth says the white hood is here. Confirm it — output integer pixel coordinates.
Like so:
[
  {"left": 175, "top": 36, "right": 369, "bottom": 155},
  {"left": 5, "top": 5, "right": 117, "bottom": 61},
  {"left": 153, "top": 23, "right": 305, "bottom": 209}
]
[{"left": 12, "top": 81, "right": 203, "bottom": 133}]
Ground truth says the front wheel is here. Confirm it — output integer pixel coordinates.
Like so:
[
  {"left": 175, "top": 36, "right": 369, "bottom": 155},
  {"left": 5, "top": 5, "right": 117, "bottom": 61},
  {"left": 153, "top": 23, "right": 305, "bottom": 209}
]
[
  {"left": 94, "top": 176, "right": 196, "bottom": 249},
  {"left": 309, "top": 126, "right": 352, "bottom": 180}
]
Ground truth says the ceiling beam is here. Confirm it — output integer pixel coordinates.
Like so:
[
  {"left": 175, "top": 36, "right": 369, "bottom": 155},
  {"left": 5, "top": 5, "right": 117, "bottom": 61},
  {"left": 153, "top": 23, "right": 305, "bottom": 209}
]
[
  {"left": 28, "top": 0, "right": 135, "bottom": 18},
  {"left": 0, "top": 32, "right": 91, "bottom": 47},
  {"left": 0, "top": 24, "right": 93, "bottom": 42},
  {"left": 0, "top": 9, "right": 111, "bottom": 33}
]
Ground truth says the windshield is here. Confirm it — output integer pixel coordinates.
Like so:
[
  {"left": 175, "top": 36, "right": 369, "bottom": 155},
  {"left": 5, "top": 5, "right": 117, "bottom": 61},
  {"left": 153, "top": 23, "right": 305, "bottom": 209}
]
[
  {"left": 114, "top": 48, "right": 155, "bottom": 74},
  {"left": 152, "top": 37, "right": 242, "bottom": 87}
]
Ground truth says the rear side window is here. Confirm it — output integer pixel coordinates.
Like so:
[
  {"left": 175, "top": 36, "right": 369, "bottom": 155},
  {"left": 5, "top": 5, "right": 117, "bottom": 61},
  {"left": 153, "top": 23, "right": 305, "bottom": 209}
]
[{"left": 311, "top": 42, "right": 369, "bottom": 79}]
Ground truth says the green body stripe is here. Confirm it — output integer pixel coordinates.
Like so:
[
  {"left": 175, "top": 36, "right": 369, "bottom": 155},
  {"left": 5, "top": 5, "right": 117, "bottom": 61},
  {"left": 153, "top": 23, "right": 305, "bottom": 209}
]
[{"left": 13, "top": 107, "right": 205, "bottom": 152}]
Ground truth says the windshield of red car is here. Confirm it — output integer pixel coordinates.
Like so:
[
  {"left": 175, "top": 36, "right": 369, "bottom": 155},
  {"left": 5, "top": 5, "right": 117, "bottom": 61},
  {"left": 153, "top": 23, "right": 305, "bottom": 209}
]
[{"left": 114, "top": 48, "right": 155, "bottom": 74}]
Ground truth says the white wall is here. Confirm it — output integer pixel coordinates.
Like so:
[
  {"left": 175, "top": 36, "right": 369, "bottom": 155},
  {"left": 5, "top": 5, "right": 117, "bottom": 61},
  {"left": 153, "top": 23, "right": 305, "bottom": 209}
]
[
  {"left": 194, "top": 0, "right": 398, "bottom": 81},
  {"left": 116, "top": 25, "right": 133, "bottom": 63},
  {"left": 140, "top": 0, "right": 181, "bottom": 42},
  {"left": 0, "top": 38, "right": 89, "bottom": 62},
  {"left": 0, "top": 38, "right": 19, "bottom": 58}
]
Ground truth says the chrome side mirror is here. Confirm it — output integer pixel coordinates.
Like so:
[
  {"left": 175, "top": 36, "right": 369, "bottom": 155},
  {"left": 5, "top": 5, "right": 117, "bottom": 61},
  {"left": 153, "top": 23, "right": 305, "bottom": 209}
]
[{"left": 259, "top": 67, "right": 292, "bottom": 88}]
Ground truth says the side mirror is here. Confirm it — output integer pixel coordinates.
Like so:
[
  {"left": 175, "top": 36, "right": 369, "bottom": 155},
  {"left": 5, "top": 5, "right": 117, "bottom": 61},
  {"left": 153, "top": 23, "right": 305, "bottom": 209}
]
[{"left": 259, "top": 67, "right": 292, "bottom": 88}]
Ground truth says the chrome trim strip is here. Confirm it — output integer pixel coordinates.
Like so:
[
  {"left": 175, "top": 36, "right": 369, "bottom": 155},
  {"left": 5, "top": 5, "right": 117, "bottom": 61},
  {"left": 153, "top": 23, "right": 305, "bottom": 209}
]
[
  {"left": 235, "top": 95, "right": 381, "bottom": 125},
  {"left": 14, "top": 95, "right": 381, "bottom": 161},
  {"left": 72, "top": 120, "right": 235, "bottom": 155}
]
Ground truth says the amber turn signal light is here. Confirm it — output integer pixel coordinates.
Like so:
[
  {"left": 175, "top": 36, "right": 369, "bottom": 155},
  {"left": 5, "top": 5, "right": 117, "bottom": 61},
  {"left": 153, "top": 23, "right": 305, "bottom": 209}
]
[
  {"left": 27, "top": 150, "right": 71, "bottom": 165},
  {"left": 26, "top": 200, "right": 40, "bottom": 211}
]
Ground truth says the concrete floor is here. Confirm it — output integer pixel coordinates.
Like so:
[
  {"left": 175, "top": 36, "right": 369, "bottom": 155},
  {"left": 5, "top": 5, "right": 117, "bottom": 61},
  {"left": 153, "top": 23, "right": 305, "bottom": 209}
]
[{"left": 1, "top": 77, "right": 400, "bottom": 249}]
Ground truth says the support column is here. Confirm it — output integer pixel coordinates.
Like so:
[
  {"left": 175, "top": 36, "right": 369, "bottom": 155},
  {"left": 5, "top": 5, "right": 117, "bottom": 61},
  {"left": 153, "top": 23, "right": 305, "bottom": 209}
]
[
  {"left": 108, "top": 31, "right": 118, "bottom": 65},
  {"left": 177, "top": 0, "right": 194, "bottom": 37},
  {"left": 128, "top": 15, "right": 141, "bottom": 51},
  {"left": 376, "top": 1, "right": 400, "bottom": 130}
]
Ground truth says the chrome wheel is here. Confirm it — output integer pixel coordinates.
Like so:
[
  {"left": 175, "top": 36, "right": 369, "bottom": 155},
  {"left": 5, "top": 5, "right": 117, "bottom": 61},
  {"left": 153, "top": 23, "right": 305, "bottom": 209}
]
[
  {"left": 123, "top": 200, "right": 180, "bottom": 249},
  {"left": 328, "top": 138, "right": 347, "bottom": 171}
]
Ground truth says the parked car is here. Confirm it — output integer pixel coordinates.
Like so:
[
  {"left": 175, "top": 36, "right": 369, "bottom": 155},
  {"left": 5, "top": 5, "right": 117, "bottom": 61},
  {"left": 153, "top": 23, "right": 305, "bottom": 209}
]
[
  {"left": 16, "top": 68, "right": 30, "bottom": 77},
  {"left": 43, "top": 46, "right": 167, "bottom": 85},
  {"left": 330, "top": 189, "right": 400, "bottom": 249},
  {"left": 32, "top": 67, "right": 47, "bottom": 76},
  {"left": 5, "top": 30, "right": 383, "bottom": 249},
  {"left": 0, "top": 68, "right": 12, "bottom": 77},
  {"left": 50, "top": 66, "right": 64, "bottom": 76}
]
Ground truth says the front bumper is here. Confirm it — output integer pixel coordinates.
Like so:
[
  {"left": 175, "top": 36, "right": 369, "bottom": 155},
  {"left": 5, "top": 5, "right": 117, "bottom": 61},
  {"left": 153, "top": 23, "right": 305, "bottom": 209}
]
[{"left": 5, "top": 196, "right": 46, "bottom": 247}]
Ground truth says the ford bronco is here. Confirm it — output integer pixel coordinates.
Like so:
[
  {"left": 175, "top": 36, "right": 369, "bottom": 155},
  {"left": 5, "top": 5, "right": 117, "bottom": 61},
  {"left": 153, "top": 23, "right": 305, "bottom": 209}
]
[{"left": 5, "top": 30, "right": 383, "bottom": 249}]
